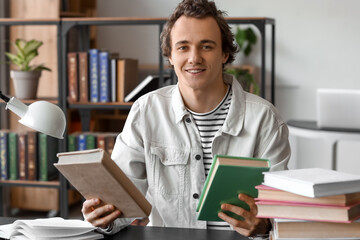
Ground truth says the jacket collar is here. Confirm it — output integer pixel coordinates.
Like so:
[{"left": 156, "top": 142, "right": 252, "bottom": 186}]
[{"left": 171, "top": 74, "right": 245, "bottom": 136}]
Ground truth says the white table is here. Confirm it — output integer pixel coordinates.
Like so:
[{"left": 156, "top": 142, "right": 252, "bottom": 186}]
[{"left": 287, "top": 120, "right": 360, "bottom": 170}]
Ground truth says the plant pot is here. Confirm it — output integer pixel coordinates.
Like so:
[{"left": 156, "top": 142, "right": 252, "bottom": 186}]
[{"left": 10, "top": 70, "right": 41, "bottom": 99}]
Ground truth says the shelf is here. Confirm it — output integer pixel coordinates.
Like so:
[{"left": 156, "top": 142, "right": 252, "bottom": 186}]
[
  {"left": 0, "top": 18, "right": 60, "bottom": 25},
  {"left": 68, "top": 102, "right": 132, "bottom": 110},
  {"left": 0, "top": 180, "right": 60, "bottom": 188}
]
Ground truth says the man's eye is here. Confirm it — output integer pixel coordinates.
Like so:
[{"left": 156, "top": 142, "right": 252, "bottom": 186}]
[
  {"left": 178, "top": 46, "right": 187, "bottom": 51},
  {"left": 203, "top": 45, "right": 213, "bottom": 50}
]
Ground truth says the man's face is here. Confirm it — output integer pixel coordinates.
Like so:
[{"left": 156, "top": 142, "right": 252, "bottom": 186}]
[{"left": 168, "top": 16, "right": 229, "bottom": 94}]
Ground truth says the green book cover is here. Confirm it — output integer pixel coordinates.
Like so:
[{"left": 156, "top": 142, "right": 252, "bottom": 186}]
[
  {"left": 38, "top": 133, "right": 59, "bottom": 181},
  {"left": 85, "top": 134, "right": 96, "bottom": 150},
  {"left": 196, "top": 155, "right": 270, "bottom": 221},
  {"left": 8, "top": 132, "right": 18, "bottom": 180},
  {"left": 67, "top": 134, "right": 77, "bottom": 152}
]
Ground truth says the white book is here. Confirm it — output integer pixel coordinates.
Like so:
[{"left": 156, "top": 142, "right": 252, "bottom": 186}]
[
  {"left": 110, "top": 58, "right": 117, "bottom": 102},
  {"left": 0, "top": 217, "right": 103, "bottom": 240},
  {"left": 124, "top": 74, "right": 170, "bottom": 102},
  {"left": 263, "top": 168, "right": 360, "bottom": 198}
]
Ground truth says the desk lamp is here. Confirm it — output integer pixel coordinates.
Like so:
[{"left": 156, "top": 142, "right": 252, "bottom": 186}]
[{"left": 0, "top": 91, "right": 66, "bottom": 139}]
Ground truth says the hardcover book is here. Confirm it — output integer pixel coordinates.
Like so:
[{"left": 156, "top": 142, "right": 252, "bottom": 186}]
[
  {"left": 256, "top": 200, "right": 360, "bottom": 223},
  {"left": 38, "top": 133, "right": 59, "bottom": 181},
  {"left": 263, "top": 168, "right": 360, "bottom": 198},
  {"left": 78, "top": 52, "right": 89, "bottom": 103},
  {"left": 99, "top": 51, "right": 110, "bottom": 102},
  {"left": 124, "top": 74, "right": 169, "bottom": 102},
  {"left": 8, "top": 132, "right": 18, "bottom": 180},
  {"left": 27, "top": 131, "right": 38, "bottom": 181},
  {"left": 256, "top": 184, "right": 360, "bottom": 206},
  {"left": 116, "top": 58, "right": 139, "bottom": 102},
  {"left": 0, "top": 130, "right": 9, "bottom": 180},
  {"left": 196, "top": 155, "right": 270, "bottom": 221},
  {"left": 273, "top": 218, "right": 360, "bottom": 239},
  {"left": 55, "top": 148, "right": 152, "bottom": 218},
  {"left": 17, "top": 132, "right": 28, "bottom": 180},
  {"left": 89, "top": 49, "right": 100, "bottom": 103},
  {"left": 67, "top": 52, "right": 78, "bottom": 103}
]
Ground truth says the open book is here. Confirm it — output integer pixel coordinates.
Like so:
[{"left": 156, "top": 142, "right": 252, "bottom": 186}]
[
  {"left": 55, "top": 149, "right": 152, "bottom": 218},
  {"left": 0, "top": 217, "right": 103, "bottom": 240},
  {"left": 196, "top": 155, "right": 270, "bottom": 221}
]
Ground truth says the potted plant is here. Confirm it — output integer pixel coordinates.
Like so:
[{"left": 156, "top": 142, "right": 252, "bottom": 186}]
[
  {"left": 5, "top": 39, "right": 51, "bottom": 99},
  {"left": 226, "top": 26, "right": 259, "bottom": 95}
]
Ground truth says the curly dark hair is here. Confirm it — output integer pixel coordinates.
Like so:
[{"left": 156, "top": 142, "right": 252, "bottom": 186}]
[{"left": 160, "top": 0, "right": 238, "bottom": 66}]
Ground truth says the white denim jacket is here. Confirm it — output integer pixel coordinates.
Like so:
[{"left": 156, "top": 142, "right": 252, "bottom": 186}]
[{"left": 105, "top": 74, "right": 290, "bottom": 234}]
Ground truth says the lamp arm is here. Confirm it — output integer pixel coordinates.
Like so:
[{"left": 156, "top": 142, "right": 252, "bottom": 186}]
[{"left": 0, "top": 91, "right": 10, "bottom": 103}]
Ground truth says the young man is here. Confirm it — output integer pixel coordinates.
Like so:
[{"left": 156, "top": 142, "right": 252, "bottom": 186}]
[{"left": 82, "top": 0, "right": 290, "bottom": 237}]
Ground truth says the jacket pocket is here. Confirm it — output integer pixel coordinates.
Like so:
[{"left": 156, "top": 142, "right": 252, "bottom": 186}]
[{"left": 149, "top": 146, "right": 189, "bottom": 196}]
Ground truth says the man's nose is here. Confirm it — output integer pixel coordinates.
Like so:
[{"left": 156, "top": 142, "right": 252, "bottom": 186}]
[{"left": 188, "top": 48, "right": 202, "bottom": 64}]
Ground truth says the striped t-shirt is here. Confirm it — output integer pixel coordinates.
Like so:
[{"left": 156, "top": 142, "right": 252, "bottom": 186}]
[{"left": 187, "top": 84, "right": 232, "bottom": 230}]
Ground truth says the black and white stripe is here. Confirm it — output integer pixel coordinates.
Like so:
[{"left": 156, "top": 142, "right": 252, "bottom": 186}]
[{"left": 188, "top": 85, "right": 233, "bottom": 230}]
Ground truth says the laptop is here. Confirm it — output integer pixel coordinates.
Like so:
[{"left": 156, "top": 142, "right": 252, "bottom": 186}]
[{"left": 316, "top": 88, "right": 360, "bottom": 129}]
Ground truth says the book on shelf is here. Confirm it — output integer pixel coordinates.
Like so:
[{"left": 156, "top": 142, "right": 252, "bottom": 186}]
[
  {"left": 89, "top": 49, "right": 100, "bottom": 103},
  {"left": 110, "top": 57, "right": 119, "bottom": 102},
  {"left": 0, "top": 130, "right": 10, "bottom": 180},
  {"left": 256, "top": 200, "right": 360, "bottom": 223},
  {"left": 196, "top": 155, "right": 270, "bottom": 221},
  {"left": 77, "top": 133, "right": 87, "bottom": 151},
  {"left": 8, "top": 132, "right": 18, "bottom": 180},
  {"left": 117, "top": 58, "right": 139, "bottom": 102},
  {"left": 263, "top": 168, "right": 360, "bottom": 198},
  {"left": 0, "top": 217, "right": 103, "bottom": 240},
  {"left": 78, "top": 52, "right": 89, "bottom": 103},
  {"left": 99, "top": 51, "right": 110, "bottom": 102},
  {"left": 27, "top": 131, "right": 38, "bottom": 181},
  {"left": 55, "top": 148, "right": 152, "bottom": 218},
  {"left": 256, "top": 184, "right": 360, "bottom": 206},
  {"left": 17, "top": 132, "right": 28, "bottom": 180},
  {"left": 124, "top": 74, "right": 170, "bottom": 102},
  {"left": 38, "top": 133, "right": 59, "bottom": 181},
  {"left": 67, "top": 132, "right": 78, "bottom": 152},
  {"left": 272, "top": 218, "right": 360, "bottom": 239},
  {"left": 67, "top": 52, "right": 79, "bottom": 103}
]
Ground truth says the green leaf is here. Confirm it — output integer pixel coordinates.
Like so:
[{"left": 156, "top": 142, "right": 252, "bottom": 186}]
[
  {"left": 244, "top": 44, "right": 252, "bottom": 56},
  {"left": 245, "top": 28, "right": 257, "bottom": 44},
  {"left": 32, "top": 64, "right": 51, "bottom": 72},
  {"left": 23, "top": 39, "right": 43, "bottom": 56},
  {"left": 235, "top": 27, "right": 246, "bottom": 50}
]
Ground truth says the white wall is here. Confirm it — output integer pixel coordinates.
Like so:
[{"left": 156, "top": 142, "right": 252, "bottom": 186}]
[{"left": 96, "top": 0, "right": 360, "bottom": 172}]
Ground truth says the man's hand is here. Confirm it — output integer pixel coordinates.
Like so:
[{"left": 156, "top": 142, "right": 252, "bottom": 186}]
[
  {"left": 217, "top": 193, "right": 271, "bottom": 237},
  {"left": 82, "top": 198, "right": 121, "bottom": 229}
]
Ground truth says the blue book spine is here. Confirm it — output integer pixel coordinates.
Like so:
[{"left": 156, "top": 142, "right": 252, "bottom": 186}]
[
  {"left": 89, "top": 49, "right": 99, "bottom": 102},
  {"left": 78, "top": 134, "right": 87, "bottom": 151},
  {"left": 0, "top": 131, "right": 8, "bottom": 180},
  {"left": 99, "top": 51, "right": 110, "bottom": 102}
]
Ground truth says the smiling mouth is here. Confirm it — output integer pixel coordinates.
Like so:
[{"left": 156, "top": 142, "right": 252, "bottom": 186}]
[{"left": 186, "top": 69, "right": 205, "bottom": 74}]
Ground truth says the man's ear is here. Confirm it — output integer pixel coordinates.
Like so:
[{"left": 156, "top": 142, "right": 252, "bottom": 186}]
[
  {"left": 168, "top": 56, "right": 173, "bottom": 65},
  {"left": 222, "top": 52, "right": 229, "bottom": 64}
]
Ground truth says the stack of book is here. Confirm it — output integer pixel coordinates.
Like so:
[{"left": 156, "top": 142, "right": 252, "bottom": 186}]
[{"left": 255, "top": 168, "right": 360, "bottom": 239}]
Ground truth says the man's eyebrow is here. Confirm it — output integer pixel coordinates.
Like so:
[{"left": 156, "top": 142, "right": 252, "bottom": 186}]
[
  {"left": 174, "top": 40, "right": 189, "bottom": 46},
  {"left": 201, "top": 40, "right": 216, "bottom": 45},
  {"left": 174, "top": 39, "right": 217, "bottom": 46}
]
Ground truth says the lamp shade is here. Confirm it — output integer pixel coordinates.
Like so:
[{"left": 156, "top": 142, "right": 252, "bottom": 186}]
[{"left": 5, "top": 97, "right": 66, "bottom": 139}]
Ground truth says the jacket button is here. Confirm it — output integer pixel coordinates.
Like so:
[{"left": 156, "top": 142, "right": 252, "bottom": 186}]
[
  {"left": 193, "top": 193, "right": 199, "bottom": 199},
  {"left": 185, "top": 118, "right": 191, "bottom": 123},
  {"left": 195, "top": 154, "right": 201, "bottom": 160}
]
